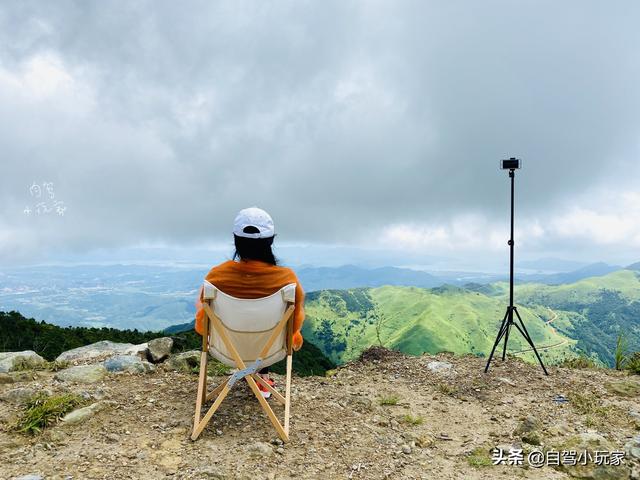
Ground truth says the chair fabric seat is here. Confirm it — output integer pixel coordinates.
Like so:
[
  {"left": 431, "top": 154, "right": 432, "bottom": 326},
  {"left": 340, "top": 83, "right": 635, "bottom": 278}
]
[{"left": 203, "top": 281, "right": 296, "bottom": 368}]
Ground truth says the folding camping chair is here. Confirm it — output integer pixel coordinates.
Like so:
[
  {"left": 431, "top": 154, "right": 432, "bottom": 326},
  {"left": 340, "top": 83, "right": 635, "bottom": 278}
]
[{"left": 191, "top": 281, "right": 296, "bottom": 442}]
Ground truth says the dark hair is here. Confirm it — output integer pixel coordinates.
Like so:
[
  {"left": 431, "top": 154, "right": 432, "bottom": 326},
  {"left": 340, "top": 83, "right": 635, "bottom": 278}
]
[{"left": 233, "top": 226, "right": 277, "bottom": 265}]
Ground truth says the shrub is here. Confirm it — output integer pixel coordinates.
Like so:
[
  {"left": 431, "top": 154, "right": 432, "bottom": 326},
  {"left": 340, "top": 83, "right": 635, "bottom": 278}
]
[
  {"left": 559, "top": 356, "right": 597, "bottom": 369},
  {"left": 190, "top": 359, "right": 231, "bottom": 376},
  {"left": 437, "top": 383, "right": 459, "bottom": 396},
  {"left": 467, "top": 447, "right": 493, "bottom": 467},
  {"left": 378, "top": 395, "right": 400, "bottom": 406},
  {"left": 402, "top": 414, "right": 424, "bottom": 426},
  {"left": 626, "top": 352, "right": 640, "bottom": 375},
  {"left": 614, "top": 333, "right": 628, "bottom": 370},
  {"left": 15, "top": 393, "right": 84, "bottom": 434}
]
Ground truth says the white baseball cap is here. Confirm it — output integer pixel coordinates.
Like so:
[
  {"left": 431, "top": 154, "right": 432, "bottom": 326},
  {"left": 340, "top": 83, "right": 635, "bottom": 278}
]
[{"left": 233, "top": 207, "right": 275, "bottom": 239}]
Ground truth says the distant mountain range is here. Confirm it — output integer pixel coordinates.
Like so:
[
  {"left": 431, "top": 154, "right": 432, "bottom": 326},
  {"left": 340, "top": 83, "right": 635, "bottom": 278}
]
[
  {"left": 0, "top": 261, "right": 637, "bottom": 346},
  {"left": 296, "top": 265, "right": 443, "bottom": 291}
]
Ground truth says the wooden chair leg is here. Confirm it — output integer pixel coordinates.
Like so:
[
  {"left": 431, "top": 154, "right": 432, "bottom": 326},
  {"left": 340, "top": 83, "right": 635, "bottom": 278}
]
[
  {"left": 193, "top": 351, "right": 209, "bottom": 433},
  {"left": 191, "top": 383, "right": 231, "bottom": 440},
  {"left": 284, "top": 354, "right": 292, "bottom": 435},
  {"left": 205, "top": 378, "right": 229, "bottom": 403},
  {"left": 245, "top": 376, "right": 289, "bottom": 442}
]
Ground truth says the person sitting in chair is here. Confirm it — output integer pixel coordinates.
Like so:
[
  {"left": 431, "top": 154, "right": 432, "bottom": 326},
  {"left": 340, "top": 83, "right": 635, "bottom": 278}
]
[{"left": 194, "top": 207, "right": 305, "bottom": 398}]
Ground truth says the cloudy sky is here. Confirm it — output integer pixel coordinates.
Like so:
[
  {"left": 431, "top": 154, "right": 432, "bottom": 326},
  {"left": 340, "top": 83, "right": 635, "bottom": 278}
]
[{"left": 1, "top": 1, "right": 639, "bottom": 270}]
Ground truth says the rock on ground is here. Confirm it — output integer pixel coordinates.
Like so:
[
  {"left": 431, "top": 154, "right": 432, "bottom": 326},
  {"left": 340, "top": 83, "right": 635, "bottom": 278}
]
[
  {"left": 55, "top": 340, "right": 148, "bottom": 364},
  {"left": 0, "top": 351, "right": 46, "bottom": 373},
  {"left": 553, "top": 432, "right": 631, "bottom": 479},
  {"left": 104, "top": 355, "right": 155, "bottom": 374},
  {"left": 54, "top": 364, "right": 107, "bottom": 384},
  {"left": 0, "top": 386, "right": 39, "bottom": 404},
  {"left": 626, "top": 435, "right": 640, "bottom": 461},
  {"left": 426, "top": 360, "right": 453, "bottom": 373},
  {"left": 606, "top": 379, "right": 640, "bottom": 397},
  {"left": 164, "top": 350, "right": 200, "bottom": 372},
  {"left": 1, "top": 349, "right": 639, "bottom": 480},
  {"left": 62, "top": 401, "right": 110, "bottom": 425},
  {"left": 245, "top": 441, "right": 274, "bottom": 457},
  {"left": 147, "top": 337, "right": 174, "bottom": 363}
]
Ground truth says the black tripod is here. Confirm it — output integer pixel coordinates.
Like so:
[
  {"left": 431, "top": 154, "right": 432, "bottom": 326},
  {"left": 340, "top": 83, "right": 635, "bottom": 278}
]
[{"left": 484, "top": 166, "right": 548, "bottom": 375}]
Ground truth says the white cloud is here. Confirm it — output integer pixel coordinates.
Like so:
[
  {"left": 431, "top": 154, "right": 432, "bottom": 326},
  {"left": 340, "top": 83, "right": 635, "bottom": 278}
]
[
  {"left": 379, "top": 189, "right": 640, "bottom": 265},
  {"left": 0, "top": 1, "right": 639, "bottom": 266},
  {"left": 0, "top": 52, "right": 95, "bottom": 114}
]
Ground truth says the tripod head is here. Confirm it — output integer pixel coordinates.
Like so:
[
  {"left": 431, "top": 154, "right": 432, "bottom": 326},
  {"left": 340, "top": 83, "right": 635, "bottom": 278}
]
[{"left": 501, "top": 157, "right": 521, "bottom": 170}]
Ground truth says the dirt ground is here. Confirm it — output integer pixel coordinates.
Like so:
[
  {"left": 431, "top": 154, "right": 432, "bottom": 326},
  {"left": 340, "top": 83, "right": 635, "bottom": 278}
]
[{"left": 1, "top": 350, "right": 639, "bottom": 479}]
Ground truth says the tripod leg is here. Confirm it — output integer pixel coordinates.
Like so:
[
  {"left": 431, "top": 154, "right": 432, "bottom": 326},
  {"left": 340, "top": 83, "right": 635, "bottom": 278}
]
[
  {"left": 514, "top": 308, "right": 549, "bottom": 376},
  {"left": 484, "top": 309, "right": 510, "bottom": 373},
  {"left": 501, "top": 308, "right": 512, "bottom": 361}
]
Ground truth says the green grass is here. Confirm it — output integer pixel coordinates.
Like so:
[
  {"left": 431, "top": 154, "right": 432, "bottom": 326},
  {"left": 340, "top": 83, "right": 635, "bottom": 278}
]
[
  {"left": 9, "top": 359, "right": 70, "bottom": 373},
  {"left": 302, "top": 270, "right": 640, "bottom": 368},
  {"left": 189, "top": 359, "right": 231, "bottom": 376},
  {"left": 559, "top": 355, "right": 598, "bottom": 369},
  {"left": 378, "top": 395, "right": 400, "bottom": 406},
  {"left": 614, "top": 333, "right": 629, "bottom": 370},
  {"left": 402, "top": 414, "right": 424, "bottom": 426},
  {"left": 15, "top": 393, "right": 84, "bottom": 434},
  {"left": 467, "top": 447, "right": 493, "bottom": 467},
  {"left": 437, "top": 383, "right": 459, "bottom": 396},
  {"left": 303, "top": 285, "right": 573, "bottom": 365},
  {"left": 626, "top": 352, "right": 640, "bottom": 375}
]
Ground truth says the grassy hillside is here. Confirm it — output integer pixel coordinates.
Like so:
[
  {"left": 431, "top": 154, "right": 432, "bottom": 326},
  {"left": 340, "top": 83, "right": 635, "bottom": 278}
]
[
  {"left": 302, "top": 270, "right": 640, "bottom": 367},
  {"left": 511, "top": 270, "right": 640, "bottom": 365},
  {"left": 302, "top": 286, "right": 575, "bottom": 365}
]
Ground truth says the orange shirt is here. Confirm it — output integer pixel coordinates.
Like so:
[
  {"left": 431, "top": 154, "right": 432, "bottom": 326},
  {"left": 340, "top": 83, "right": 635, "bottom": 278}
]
[{"left": 195, "top": 259, "right": 305, "bottom": 350}]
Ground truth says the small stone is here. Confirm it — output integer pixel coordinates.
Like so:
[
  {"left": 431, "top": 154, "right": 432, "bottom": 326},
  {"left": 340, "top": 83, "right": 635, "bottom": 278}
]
[
  {"left": 426, "top": 361, "right": 453, "bottom": 373},
  {"left": 276, "top": 447, "right": 285, "bottom": 454},
  {"left": 48, "top": 430, "right": 69, "bottom": 443},
  {"left": 625, "top": 435, "right": 640, "bottom": 460},
  {"left": 103, "top": 355, "right": 155, "bottom": 374},
  {"left": 62, "top": 402, "right": 108, "bottom": 425},
  {"left": 55, "top": 340, "right": 148, "bottom": 363},
  {"left": 0, "top": 351, "right": 46, "bottom": 373},
  {"left": 54, "top": 365, "right": 107, "bottom": 384},
  {"left": 401, "top": 444, "right": 412, "bottom": 454},
  {"left": 515, "top": 415, "right": 540, "bottom": 433},
  {"left": 164, "top": 351, "right": 200, "bottom": 372},
  {"left": 147, "top": 337, "right": 174, "bottom": 363},
  {"left": 246, "top": 441, "right": 273, "bottom": 457},
  {"left": 553, "top": 433, "right": 630, "bottom": 479},
  {"left": 497, "top": 377, "right": 516, "bottom": 386},
  {"left": 192, "top": 466, "right": 227, "bottom": 479},
  {"left": 1, "top": 385, "right": 39, "bottom": 404}
]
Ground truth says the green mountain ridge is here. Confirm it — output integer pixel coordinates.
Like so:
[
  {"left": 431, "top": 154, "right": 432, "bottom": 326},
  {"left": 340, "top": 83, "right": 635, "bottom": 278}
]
[
  {"left": 4, "top": 268, "right": 639, "bottom": 372},
  {"left": 303, "top": 270, "right": 640, "bottom": 367}
]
